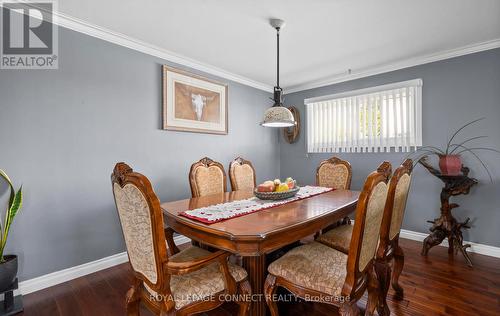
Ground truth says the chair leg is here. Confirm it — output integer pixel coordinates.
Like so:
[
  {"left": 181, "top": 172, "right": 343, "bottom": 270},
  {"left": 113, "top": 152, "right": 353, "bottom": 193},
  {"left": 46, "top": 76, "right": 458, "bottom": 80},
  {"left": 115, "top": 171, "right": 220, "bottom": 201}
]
[
  {"left": 236, "top": 280, "right": 252, "bottom": 316},
  {"left": 264, "top": 275, "right": 279, "bottom": 316},
  {"left": 375, "top": 261, "right": 391, "bottom": 316},
  {"left": 339, "top": 301, "right": 360, "bottom": 316},
  {"left": 365, "top": 266, "right": 379, "bottom": 316},
  {"left": 341, "top": 216, "right": 351, "bottom": 225},
  {"left": 125, "top": 281, "right": 141, "bottom": 316},
  {"left": 159, "top": 307, "right": 176, "bottom": 316},
  {"left": 392, "top": 245, "right": 405, "bottom": 298}
]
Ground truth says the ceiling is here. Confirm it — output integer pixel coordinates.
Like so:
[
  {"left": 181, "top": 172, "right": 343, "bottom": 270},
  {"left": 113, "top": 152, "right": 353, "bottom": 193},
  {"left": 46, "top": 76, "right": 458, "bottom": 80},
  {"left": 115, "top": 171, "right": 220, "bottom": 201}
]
[{"left": 58, "top": 0, "right": 500, "bottom": 92}]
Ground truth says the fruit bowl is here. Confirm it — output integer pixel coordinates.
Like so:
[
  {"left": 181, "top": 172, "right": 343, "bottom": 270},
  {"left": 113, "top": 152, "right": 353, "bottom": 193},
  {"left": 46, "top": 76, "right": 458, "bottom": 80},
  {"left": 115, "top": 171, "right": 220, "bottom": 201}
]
[{"left": 254, "top": 186, "right": 300, "bottom": 200}]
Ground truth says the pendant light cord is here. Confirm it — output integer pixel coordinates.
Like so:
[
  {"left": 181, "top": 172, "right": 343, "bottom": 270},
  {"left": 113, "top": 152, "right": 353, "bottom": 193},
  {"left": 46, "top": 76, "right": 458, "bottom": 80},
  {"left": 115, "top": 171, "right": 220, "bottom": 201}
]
[{"left": 276, "top": 27, "right": 280, "bottom": 88}]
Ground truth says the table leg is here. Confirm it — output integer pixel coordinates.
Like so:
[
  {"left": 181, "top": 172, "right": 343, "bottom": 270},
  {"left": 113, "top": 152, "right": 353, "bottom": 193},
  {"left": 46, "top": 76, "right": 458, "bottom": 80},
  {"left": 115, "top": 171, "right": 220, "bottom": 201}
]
[{"left": 242, "top": 254, "right": 267, "bottom": 316}]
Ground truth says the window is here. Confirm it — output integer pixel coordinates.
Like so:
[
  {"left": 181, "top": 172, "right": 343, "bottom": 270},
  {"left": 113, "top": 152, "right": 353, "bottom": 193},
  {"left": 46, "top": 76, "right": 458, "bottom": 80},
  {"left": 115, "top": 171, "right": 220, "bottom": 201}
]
[{"left": 305, "top": 79, "right": 422, "bottom": 153}]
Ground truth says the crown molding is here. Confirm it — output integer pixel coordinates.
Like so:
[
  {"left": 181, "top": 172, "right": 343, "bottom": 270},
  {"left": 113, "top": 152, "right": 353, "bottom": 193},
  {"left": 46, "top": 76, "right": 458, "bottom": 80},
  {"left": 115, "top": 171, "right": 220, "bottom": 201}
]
[
  {"left": 57, "top": 13, "right": 273, "bottom": 92},
  {"left": 1, "top": 1, "right": 273, "bottom": 92},
  {"left": 3, "top": 2, "right": 498, "bottom": 95},
  {"left": 285, "top": 38, "right": 500, "bottom": 94}
]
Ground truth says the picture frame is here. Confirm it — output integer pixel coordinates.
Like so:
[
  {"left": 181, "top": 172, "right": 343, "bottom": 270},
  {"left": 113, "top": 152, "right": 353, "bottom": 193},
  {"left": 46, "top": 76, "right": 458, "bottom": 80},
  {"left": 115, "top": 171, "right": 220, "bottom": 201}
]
[{"left": 162, "top": 65, "right": 228, "bottom": 135}]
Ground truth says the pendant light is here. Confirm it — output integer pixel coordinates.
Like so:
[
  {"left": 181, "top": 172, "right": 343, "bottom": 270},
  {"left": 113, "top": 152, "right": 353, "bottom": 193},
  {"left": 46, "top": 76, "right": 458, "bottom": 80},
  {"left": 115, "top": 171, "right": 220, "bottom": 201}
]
[{"left": 260, "top": 19, "right": 296, "bottom": 128}]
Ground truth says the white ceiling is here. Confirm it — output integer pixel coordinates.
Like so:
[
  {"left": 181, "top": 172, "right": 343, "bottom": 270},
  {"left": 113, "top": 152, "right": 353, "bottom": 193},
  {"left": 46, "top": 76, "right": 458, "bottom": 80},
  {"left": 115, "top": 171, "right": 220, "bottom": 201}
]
[{"left": 58, "top": 0, "right": 500, "bottom": 91}]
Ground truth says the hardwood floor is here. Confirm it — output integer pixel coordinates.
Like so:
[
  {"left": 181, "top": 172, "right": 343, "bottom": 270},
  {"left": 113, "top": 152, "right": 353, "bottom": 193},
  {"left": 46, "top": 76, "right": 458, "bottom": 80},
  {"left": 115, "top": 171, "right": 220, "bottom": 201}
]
[{"left": 20, "top": 239, "right": 500, "bottom": 316}]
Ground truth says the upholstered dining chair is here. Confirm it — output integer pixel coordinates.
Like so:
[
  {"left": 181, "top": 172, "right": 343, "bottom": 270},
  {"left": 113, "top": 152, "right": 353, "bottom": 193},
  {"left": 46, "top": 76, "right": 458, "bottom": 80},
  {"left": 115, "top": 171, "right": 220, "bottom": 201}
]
[
  {"left": 229, "top": 157, "right": 256, "bottom": 191},
  {"left": 111, "top": 163, "right": 251, "bottom": 316},
  {"left": 189, "top": 157, "right": 227, "bottom": 198},
  {"left": 316, "top": 157, "right": 352, "bottom": 190},
  {"left": 317, "top": 159, "right": 413, "bottom": 315},
  {"left": 264, "top": 162, "right": 392, "bottom": 316},
  {"left": 316, "top": 157, "right": 353, "bottom": 233}
]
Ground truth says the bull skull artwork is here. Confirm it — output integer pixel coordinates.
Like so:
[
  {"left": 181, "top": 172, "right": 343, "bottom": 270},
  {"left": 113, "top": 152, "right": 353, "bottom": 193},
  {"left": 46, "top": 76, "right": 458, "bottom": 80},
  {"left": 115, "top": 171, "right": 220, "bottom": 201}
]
[
  {"left": 178, "top": 84, "right": 216, "bottom": 121},
  {"left": 190, "top": 93, "right": 215, "bottom": 121}
]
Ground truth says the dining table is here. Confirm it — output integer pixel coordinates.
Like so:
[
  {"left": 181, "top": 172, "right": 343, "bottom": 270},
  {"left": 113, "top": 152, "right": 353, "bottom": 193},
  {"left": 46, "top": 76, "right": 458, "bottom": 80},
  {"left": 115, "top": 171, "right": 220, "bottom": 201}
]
[{"left": 161, "top": 189, "right": 359, "bottom": 316}]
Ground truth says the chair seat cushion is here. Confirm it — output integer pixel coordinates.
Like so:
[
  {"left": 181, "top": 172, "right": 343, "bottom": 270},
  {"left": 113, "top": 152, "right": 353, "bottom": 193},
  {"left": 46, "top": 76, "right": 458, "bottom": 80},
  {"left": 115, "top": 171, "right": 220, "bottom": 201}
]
[
  {"left": 316, "top": 224, "right": 353, "bottom": 254},
  {"left": 267, "top": 242, "right": 348, "bottom": 296},
  {"left": 145, "top": 246, "right": 247, "bottom": 310}
]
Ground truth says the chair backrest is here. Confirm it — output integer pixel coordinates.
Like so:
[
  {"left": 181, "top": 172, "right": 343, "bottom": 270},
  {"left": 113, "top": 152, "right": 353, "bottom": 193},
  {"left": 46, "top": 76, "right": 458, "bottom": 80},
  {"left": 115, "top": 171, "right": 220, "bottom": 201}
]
[
  {"left": 343, "top": 161, "right": 391, "bottom": 296},
  {"left": 377, "top": 159, "right": 413, "bottom": 256},
  {"left": 111, "top": 163, "right": 168, "bottom": 292},
  {"left": 189, "top": 157, "right": 227, "bottom": 197},
  {"left": 316, "top": 157, "right": 352, "bottom": 189},
  {"left": 229, "top": 157, "right": 256, "bottom": 191}
]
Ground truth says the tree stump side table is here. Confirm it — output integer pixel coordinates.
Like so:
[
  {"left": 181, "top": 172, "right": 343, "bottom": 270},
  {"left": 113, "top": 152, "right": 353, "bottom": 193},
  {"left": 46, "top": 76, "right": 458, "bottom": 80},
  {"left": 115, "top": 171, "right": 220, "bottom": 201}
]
[{"left": 419, "top": 157, "right": 478, "bottom": 267}]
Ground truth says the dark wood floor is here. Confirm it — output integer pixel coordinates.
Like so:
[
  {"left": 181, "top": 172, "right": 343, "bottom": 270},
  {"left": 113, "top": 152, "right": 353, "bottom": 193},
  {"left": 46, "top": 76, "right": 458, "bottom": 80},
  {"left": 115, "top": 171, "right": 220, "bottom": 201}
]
[{"left": 20, "top": 239, "right": 500, "bottom": 316}]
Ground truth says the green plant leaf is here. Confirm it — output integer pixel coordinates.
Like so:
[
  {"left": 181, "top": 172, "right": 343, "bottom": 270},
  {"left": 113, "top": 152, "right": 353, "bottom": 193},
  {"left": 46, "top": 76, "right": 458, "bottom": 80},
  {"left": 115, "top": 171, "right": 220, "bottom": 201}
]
[
  {"left": 417, "top": 146, "right": 446, "bottom": 155},
  {"left": 446, "top": 118, "right": 484, "bottom": 154},
  {"left": 3, "top": 186, "right": 22, "bottom": 247},
  {"left": 0, "top": 169, "right": 15, "bottom": 205},
  {"left": 8, "top": 186, "right": 22, "bottom": 224},
  {"left": 448, "top": 136, "right": 488, "bottom": 154},
  {"left": 456, "top": 147, "right": 500, "bottom": 155},
  {"left": 452, "top": 145, "right": 493, "bottom": 182}
]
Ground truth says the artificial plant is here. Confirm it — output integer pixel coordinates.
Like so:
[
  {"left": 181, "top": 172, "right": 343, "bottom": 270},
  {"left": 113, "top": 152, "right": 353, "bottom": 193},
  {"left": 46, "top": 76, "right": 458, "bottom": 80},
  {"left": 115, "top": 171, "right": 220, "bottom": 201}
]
[
  {"left": 407, "top": 118, "right": 500, "bottom": 180},
  {"left": 0, "top": 169, "right": 23, "bottom": 263}
]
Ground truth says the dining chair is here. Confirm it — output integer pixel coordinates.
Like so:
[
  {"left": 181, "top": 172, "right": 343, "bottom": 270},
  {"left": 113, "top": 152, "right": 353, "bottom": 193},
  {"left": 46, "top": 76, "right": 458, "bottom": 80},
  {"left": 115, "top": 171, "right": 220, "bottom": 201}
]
[
  {"left": 111, "top": 162, "right": 251, "bottom": 316},
  {"left": 189, "top": 157, "right": 227, "bottom": 198},
  {"left": 229, "top": 157, "right": 256, "bottom": 191},
  {"left": 317, "top": 159, "right": 413, "bottom": 315},
  {"left": 316, "top": 156, "right": 352, "bottom": 190},
  {"left": 264, "top": 162, "right": 391, "bottom": 316},
  {"left": 315, "top": 157, "right": 353, "bottom": 235}
]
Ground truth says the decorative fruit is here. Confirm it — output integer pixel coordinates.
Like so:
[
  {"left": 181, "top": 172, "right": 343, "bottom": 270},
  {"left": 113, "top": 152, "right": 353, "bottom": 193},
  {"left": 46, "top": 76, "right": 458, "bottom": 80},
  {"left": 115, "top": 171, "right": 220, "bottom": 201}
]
[
  {"left": 273, "top": 179, "right": 281, "bottom": 186},
  {"left": 285, "top": 177, "right": 295, "bottom": 189},
  {"left": 276, "top": 184, "right": 289, "bottom": 192},
  {"left": 257, "top": 181, "right": 274, "bottom": 192}
]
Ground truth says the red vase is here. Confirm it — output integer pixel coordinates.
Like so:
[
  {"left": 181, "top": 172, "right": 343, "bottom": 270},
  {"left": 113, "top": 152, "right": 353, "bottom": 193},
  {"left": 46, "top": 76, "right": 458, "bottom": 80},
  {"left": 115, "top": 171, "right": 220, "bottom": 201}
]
[{"left": 439, "top": 155, "right": 462, "bottom": 175}]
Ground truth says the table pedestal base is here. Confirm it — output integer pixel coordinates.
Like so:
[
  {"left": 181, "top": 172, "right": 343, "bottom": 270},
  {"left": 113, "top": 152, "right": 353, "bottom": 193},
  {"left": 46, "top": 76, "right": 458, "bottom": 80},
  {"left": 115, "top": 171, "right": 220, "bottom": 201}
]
[{"left": 242, "top": 255, "right": 267, "bottom": 316}]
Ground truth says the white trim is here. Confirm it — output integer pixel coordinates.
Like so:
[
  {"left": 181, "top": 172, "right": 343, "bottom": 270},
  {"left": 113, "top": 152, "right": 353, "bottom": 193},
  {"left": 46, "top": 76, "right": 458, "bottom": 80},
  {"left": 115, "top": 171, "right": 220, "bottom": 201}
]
[
  {"left": 3, "top": 2, "right": 498, "bottom": 94},
  {"left": 0, "top": 1, "right": 272, "bottom": 92},
  {"left": 399, "top": 229, "right": 500, "bottom": 258},
  {"left": 286, "top": 38, "right": 500, "bottom": 94},
  {"left": 304, "top": 79, "right": 422, "bottom": 104},
  {"left": 13, "top": 230, "right": 500, "bottom": 297},
  {"left": 17, "top": 235, "right": 191, "bottom": 295}
]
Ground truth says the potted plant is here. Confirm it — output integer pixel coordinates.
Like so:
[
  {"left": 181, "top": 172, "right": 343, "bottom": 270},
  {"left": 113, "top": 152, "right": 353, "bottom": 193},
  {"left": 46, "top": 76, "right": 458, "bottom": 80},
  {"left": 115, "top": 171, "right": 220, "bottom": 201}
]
[
  {"left": 0, "top": 170, "right": 23, "bottom": 291},
  {"left": 408, "top": 118, "right": 499, "bottom": 178}
]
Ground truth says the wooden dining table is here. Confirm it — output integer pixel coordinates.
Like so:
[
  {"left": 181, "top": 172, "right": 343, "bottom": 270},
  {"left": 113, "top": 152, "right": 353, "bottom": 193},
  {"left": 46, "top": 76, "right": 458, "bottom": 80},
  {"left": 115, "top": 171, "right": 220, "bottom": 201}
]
[{"left": 161, "top": 189, "right": 359, "bottom": 316}]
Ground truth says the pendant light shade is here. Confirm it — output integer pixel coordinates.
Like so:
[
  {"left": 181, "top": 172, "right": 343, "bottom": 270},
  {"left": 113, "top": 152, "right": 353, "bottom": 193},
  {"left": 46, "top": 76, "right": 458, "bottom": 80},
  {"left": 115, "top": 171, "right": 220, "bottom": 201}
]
[
  {"left": 260, "top": 19, "right": 296, "bottom": 128},
  {"left": 261, "top": 106, "right": 295, "bottom": 127}
]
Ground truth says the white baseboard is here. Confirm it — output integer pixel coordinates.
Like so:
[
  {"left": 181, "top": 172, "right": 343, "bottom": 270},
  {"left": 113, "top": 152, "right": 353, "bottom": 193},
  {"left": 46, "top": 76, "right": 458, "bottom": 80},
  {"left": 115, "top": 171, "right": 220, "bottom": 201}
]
[
  {"left": 399, "top": 229, "right": 500, "bottom": 258},
  {"left": 15, "top": 231, "right": 500, "bottom": 297},
  {"left": 18, "top": 235, "right": 191, "bottom": 295}
]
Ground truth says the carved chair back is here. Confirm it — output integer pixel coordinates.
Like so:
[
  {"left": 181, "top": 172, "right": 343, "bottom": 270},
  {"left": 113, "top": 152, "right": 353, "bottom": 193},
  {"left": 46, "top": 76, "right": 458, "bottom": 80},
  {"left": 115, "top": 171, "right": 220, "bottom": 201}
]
[
  {"left": 189, "top": 157, "right": 227, "bottom": 197},
  {"left": 111, "top": 162, "right": 169, "bottom": 296},
  {"left": 316, "top": 157, "right": 352, "bottom": 189},
  {"left": 342, "top": 161, "right": 391, "bottom": 298},
  {"left": 229, "top": 157, "right": 256, "bottom": 191},
  {"left": 377, "top": 159, "right": 413, "bottom": 257}
]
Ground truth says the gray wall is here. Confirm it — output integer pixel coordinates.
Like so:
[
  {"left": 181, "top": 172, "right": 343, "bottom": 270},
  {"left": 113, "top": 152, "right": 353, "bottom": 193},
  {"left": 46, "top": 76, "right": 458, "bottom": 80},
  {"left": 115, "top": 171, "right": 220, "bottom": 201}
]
[
  {"left": 0, "top": 27, "right": 279, "bottom": 281},
  {"left": 280, "top": 48, "right": 500, "bottom": 248}
]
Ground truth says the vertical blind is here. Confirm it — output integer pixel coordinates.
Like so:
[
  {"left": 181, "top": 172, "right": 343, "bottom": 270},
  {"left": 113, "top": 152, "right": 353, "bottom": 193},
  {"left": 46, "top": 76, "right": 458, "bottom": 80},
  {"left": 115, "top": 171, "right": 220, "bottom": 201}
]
[{"left": 305, "top": 79, "right": 422, "bottom": 153}]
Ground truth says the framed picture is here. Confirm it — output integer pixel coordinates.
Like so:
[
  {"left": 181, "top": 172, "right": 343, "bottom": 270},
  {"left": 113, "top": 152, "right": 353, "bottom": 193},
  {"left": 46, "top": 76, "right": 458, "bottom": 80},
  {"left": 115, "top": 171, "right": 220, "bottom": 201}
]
[{"left": 162, "top": 65, "right": 228, "bottom": 134}]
